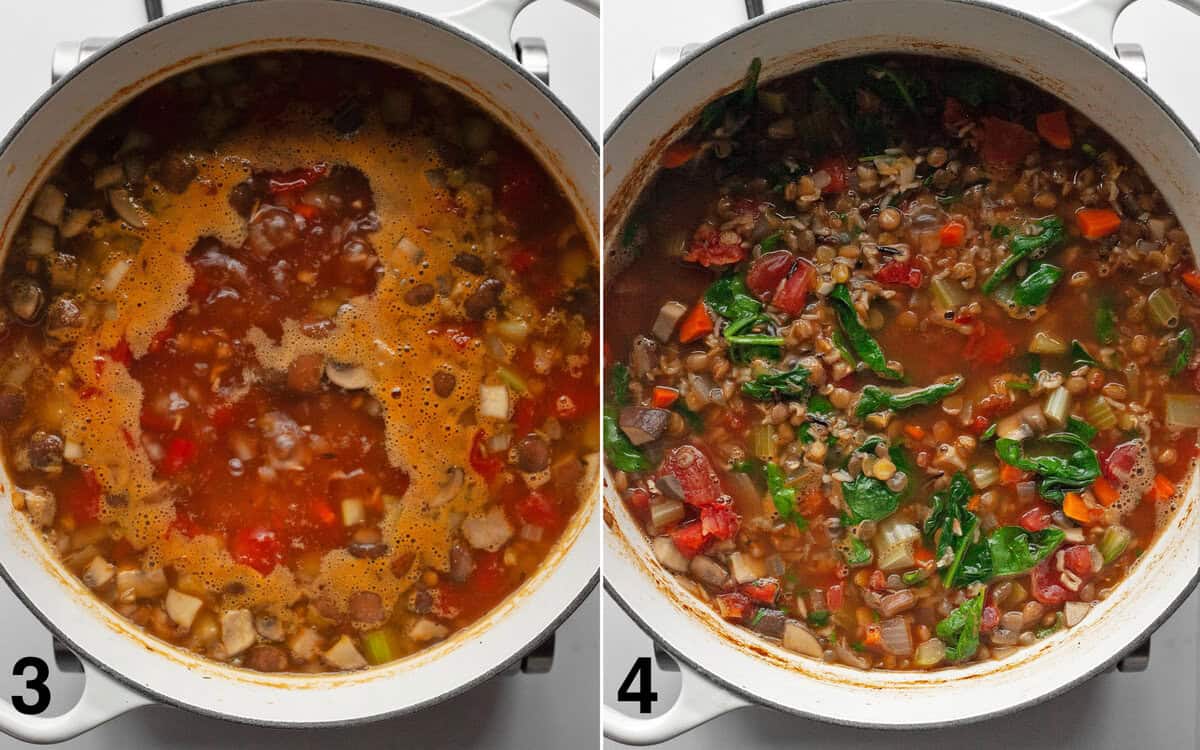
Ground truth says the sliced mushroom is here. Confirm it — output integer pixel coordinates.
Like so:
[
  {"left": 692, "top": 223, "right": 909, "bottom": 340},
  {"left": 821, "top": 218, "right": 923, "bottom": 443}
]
[
  {"left": 688, "top": 555, "right": 731, "bottom": 590},
  {"left": 44, "top": 296, "right": 84, "bottom": 342},
  {"left": 325, "top": 361, "right": 371, "bottom": 390},
  {"left": 449, "top": 544, "right": 476, "bottom": 583},
  {"left": 452, "top": 252, "right": 486, "bottom": 275},
  {"left": 108, "top": 189, "right": 146, "bottom": 229},
  {"left": 254, "top": 614, "right": 285, "bottom": 642},
  {"left": 347, "top": 526, "right": 389, "bottom": 559},
  {"left": 165, "top": 588, "right": 204, "bottom": 629},
  {"left": 221, "top": 609, "right": 256, "bottom": 657},
  {"left": 31, "top": 184, "right": 66, "bottom": 226},
  {"left": 431, "top": 466, "right": 465, "bottom": 507},
  {"left": 629, "top": 335, "right": 659, "bottom": 378},
  {"left": 652, "top": 301, "right": 688, "bottom": 342},
  {"left": 461, "top": 506, "right": 513, "bottom": 551},
  {"left": 81, "top": 556, "right": 115, "bottom": 588},
  {"left": 783, "top": 620, "right": 824, "bottom": 657},
  {"left": 21, "top": 487, "right": 56, "bottom": 528},
  {"left": 323, "top": 635, "right": 368, "bottom": 670},
  {"left": 618, "top": 406, "right": 671, "bottom": 446},
  {"left": 156, "top": 152, "right": 198, "bottom": 194},
  {"left": 0, "top": 386, "right": 27, "bottom": 423},
  {"left": 347, "top": 591, "right": 385, "bottom": 624},
  {"left": 7, "top": 277, "right": 45, "bottom": 322},
  {"left": 288, "top": 627, "right": 322, "bottom": 661},
  {"left": 409, "top": 618, "right": 449, "bottom": 643},
  {"left": 751, "top": 609, "right": 788, "bottom": 638}
]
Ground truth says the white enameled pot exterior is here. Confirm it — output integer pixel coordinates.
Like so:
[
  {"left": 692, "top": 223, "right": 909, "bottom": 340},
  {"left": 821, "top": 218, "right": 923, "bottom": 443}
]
[
  {"left": 604, "top": 0, "right": 1200, "bottom": 742},
  {"left": 0, "top": 0, "right": 599, "bottom": 741}
]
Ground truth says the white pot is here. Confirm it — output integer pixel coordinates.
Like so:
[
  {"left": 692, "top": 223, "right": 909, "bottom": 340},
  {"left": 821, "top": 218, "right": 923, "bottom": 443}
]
[
  {"left": 0, "top": 0, "right": 599, "bottom": 742},
  {"left": 603, "top": 0, "right": 1200, "bottom": 743}
]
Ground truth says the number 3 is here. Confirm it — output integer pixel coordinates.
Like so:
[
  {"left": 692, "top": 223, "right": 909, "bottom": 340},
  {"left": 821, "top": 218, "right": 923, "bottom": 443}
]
[
  {"left": 616, "top": 656, "right": 658, "bottom": 714},
  {"left": 11, "top": 656, "right": 50, "bottom": 715}
]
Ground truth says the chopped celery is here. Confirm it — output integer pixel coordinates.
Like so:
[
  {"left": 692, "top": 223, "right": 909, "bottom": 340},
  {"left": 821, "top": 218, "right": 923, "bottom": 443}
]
[
  {"left": 496, "top": 367, "right": 527, "bottom": 393},
  {"left": 1147, "top": 288, "right": 1180, "bottom": 329},
  {"left": 752, "top": 423, "right": 775, "bottom": 460},
  {"left": 1043, "top": 387, "right": 1071, "bottom": 427},
  {"left": 930, "top": 276, "right": 966, "bottom": 311},
  {"left": 361, "top": 628, "right": 397, "bottom": 665},
  {"left": 1098, "top": 525, "right": 1132, "bottom": 564},
  {"left": 1085, "top": 395, "right": 1117, "bottom": 431},
  {"left": 1164, "top": 393, "right": 1200, "bottom": 429}
]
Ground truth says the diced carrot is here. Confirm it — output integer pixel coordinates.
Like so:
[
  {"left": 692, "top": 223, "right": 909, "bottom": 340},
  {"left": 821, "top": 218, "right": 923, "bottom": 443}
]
[
  {"left": 1062, "top": 492, "right": 1097, "bottom": 524},
  {"left": 677, "top": 302, "right": 714, "bottom": 343},
  {"left": 1150, "top": 474, "right": 1175, "bottom": 502},
  {"left": 661, "top": 141, "right": 701, "bottom": 169},
  {"left": 966, "top": 494, "right": 982, "bottom": 513},
  {"left": 1092, "top": 476, "right": 1119, "bottom": 507},
  {"left": 863, "top": 623, "right": 884, "bottom": 650},
  {"left": 1036, "top": 110, "right": 1072, "bottom": 150},
  {"left": 903, "top": 424, "right": 926, "bottom": 441},
  {"left": 939, "top": 221, "right": 966, "bottom": 248},
  {"left": 1182, "top": 270, "right": 1200, "bottom": 295},
  {"left": 651, "top": 386, "right": 679, "bottom": 408},
  {"left": 1000, "top": 463, "right": 1030, "bottom": 485},
  {"left": 1076, "top": 208, "right": 1122, "bottom": 240},
  {"left": 913, "top": 544, "right": 935, "bottom": 564},
  {"left": 799, "top": 491, "right": 825, "bottom": 517}
]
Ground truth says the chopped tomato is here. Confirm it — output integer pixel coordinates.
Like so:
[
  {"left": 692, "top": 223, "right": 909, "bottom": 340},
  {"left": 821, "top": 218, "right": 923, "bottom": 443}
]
[
  {"left": 1182, "top": 270, "right": 1200, "bottom": 296},
  {"left": 966, "top": 415, "right": 990, "bottom": 435},
  {"left": 1102, "top": 441, "right": 1140, "bottom": 485},
  {"left": 677, "top": 302, "right": 714, "bottom": 343},
  {"left": 1075, "top": 208, "right": 1122, "bottom": 240},
  {"left": 683, "top": 224, "right": 746, "bottom": 267},
  {"left": 661, "top": 445, "right": 724, "bottom": 506},
  {"left": 826, "top": 583, "right": 845, "bottom": 611},
  {"left": 512, "top": 397, "right": 538, "bottom": 435},
  {"left": 310, "top": 498, "right": 337, "bottom": 527},
  {"left": 700, "top": 502, "right": 740, "bottom": 540},
  {"left": 773, "top": 259, "right": 815, "bottom": 315},
  {"left": 875, "top": 261, "right": 924, "bottom": 288},
  {"left": 502, "top": 241, "right": 538, "bottom": 273},
  {"left": 1036, "top": 110, "right": 1072, "bottom": 150},
  {"left": 104, "top": 338, "right": 133, "bottom": 367},
  {"left": 669, "top": 521, "right": 709, "bottom": 558},
  {"left": 1001, "top": 463, "right": 1032, "bottom": 486},
  {"left": 714, "top": 592, "right": 753, "bottom": 622},
  {"left": 1031, "top": 557, "right": 1073, "bottom": 606},
  {"left": 815, "top": 155, "right": 848, "bottom": 194},
  {"left": 741, "top": 578, "right": 780, "bottom": 605},
  {"left": 661, "top": 141, "right": 701, "bottom": 168},
  {"left": 63, "top": 467, "right": 102, "bottom": 524},
  {"left": 979, "top": 117, "right": 1039, "bottom": 170},
  {"left": 469, "top": 429, "right": 503, "bottom": 482},
  {"left": 963, "top": 323, "right": 1015, "bottom": 366},
  {"left": 1063, "top": 545, "right": 1094, "bottom": 578},
  {"left": 516, "top": 491, "right": 561, "bottom": 529},
  {"left": 868, "top": 569, "right": 887, "bottom": 591},
  {"left": 160, "top": 437, "right": 199, "bottom": 476},
  {"left": 625, "top": 487, "right": 651, "bottom": 513},
  {"left": 939, "top": 221, "right": 966, "bottom": 248},
  {"left": 651, "top": 386, "right": 679, "bottom": 408},
  {"left": 745, "top": 250, "right": 796, "bottom": 301},
  {"left": 1019, "top": 503, "right": 1054, "bottom": 532},
  {"left": 228, "top": 526, "right": 283, "bottom": 576},
  {"left": 267, "top": 163, "right": 328, "bottom": 195}
]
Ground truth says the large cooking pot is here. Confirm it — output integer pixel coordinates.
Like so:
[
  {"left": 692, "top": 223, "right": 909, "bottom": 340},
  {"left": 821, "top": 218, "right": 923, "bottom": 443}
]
[
  {"left": 603, "top": 0, "right": 1200, "bottom": 743},
  {"left": 0, "top": 0, "right": 599, "bottom": 742}
]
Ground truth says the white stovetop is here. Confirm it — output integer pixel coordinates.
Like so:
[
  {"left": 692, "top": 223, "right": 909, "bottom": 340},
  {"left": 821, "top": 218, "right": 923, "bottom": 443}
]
[
  {"left": 0, "top": 2, "right": 599, "bottom": 749},
  {"left": 603, "top": 1, "right": 1199, "bottom": 748}
]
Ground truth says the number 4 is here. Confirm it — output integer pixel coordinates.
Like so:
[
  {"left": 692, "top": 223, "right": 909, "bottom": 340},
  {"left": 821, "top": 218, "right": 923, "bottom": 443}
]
[{"left": 616, "top": 656, "right": 658, "bottom": 714}]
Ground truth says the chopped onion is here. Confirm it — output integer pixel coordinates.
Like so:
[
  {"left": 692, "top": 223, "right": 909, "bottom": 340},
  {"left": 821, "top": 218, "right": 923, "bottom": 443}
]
[
  {"left": 32, "top": 184, "right": 66, "bottom": 226},
  {"left": 520, "top": 523, "right": 543, "bottom": 542},
  {"left": 782, "top": 620, "right": 823, "bottom": 657},
  {"left": 341, "top": 498, "right": 365, "bottom": 526},
  {"left": 969, "top": 462, "right": 1000, "bottom": 490},
  {"left": 729, "top": 551, "right": 766, "bottom": 584},
  {"left": 63, "top": 440, "right": 83, "bottom": 461},
  {"left": 652, "top": 301, "right": 688, "bottom": 342},
  {"left": 878, "top": 617, "right": 913, "bottom": 656},
  {"left": 28, "top": 222, "right": 55, "bottom": 257},
  {"left": 652, "top": 535, "right": 690, "bottom": 573},
  {"left": 649, "top": 499, "right": 684, "bottom": 532},
  {"left": 396, "top": 236, "right": 423, "bottom": 262},
  {"left": 495, "top": 318, "right": 530, "bottom": 343},
  {"left": 479, "top": 384, "right": 510, "bottom": 419},
  {"left": 108, "top": 189, "right": 146, "bottom": 228},
  {"left": 1063, "top": 600, "right": 1091, "bottom": 627},
  {"left": 995, "top": 412, "right": 1033, "bottom": 441},
  {"left": 1164, "top": 393, "right": 1200, "bottom": 429},
  {"left": 930, "top": 276, "right": 966, "bottom": 311},
  {"left": 487, "top": 432, "right": 511, "bottom": 453},
  {"left": 100, "top": 258, "right": 132, "bottom": 293},
  {"left": 913, "top": 637, "right": 946, "bottom": 667},
  {"left": 874, "top": 518, "right": 921, "bottom": 571}
]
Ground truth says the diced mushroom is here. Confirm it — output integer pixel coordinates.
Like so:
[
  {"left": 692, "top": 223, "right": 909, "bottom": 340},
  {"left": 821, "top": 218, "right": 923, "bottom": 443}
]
[
  {"left": 347, "top": 526, "right": 389, "bottom": 559},
  {"left": 403, "top": 283, "right": 436, "bottom": 306},
  {"left": 618, "top": 407, "right": 671, "bottom": 446},
  {"left": 20, "top": 487, "right": 56, "bottom": 528},
  {"left": 461, "top": 506, "right": 513, "bottom": 551},
  {"left": 46, "top": 252, "right": 80, "bottom": 289},
  {"left": 31, "top": 184, "right": 66, "bottom": 226},
  {"left": 879, "top": 589, "right": 917, "bottom": 617},
  {"left": 688, "top": 555, "right": 730, "bottom": 589},
  {"left": 347, "top": 591, "right": 385, "bottom": 624},
  {"left": 7, "top": 277, "right": 45, "bottom": 322},
  {"left": 431, "top": 466, "right": 465, "bottom": 507},
  {"left": 432, "top": 370, "right": 457, "bottom": 398},
  {"left": 108, "top": 189, "right": 146, "bottom": 228},
  {"left": 165, "top": 588, "right": 204, "bottom": 629},
  {"left": 463, "top": 278, "right": 505, "bottom": 320},
  {"left": 629, "top": 335, "right": 659, "bottom": 378},
  {"left": 116, "top": 568, "right": 167, "bottom": 602},
  {"left": 93, "top": 163, "right": 125, "bottom": 190},
  {"left": 449, "top": 544, "right": 476, "bottom": 583},
  {"left": 651, "top": 535, "right": 690, "bottom": 573},
  {"left": 44, "top": 296, "right": 84, "bottom": 342},
  {"left": 287, "top": 353, "right": 325, "bottom": 393},
  {"left": 751, "top": 609, "right": 787, "bottom": 638},
  {"left": 729, "top": 552, "right": 766, "bottom": 584},
  {"left": 783, "top": 620, "right": 823, "bottom": 657},
  {"left": 325, "top": 361, "right": 371, "bottom": 390},
  {"left": 452, "top": 252, "right": 486, "bottom": 275},
  {"left": 59, "top": 210, "right": 92, "bottom": 240},
  {"left": 27, "top": 431, "right": 64, "bottom": 474},
  {"left": 221, "top": 609, "right": 256, "bottom": 657},
  {"left": 156, "top": 152, "right": 198, "bottom": 193},
  {"left": 243, "top": 644, "right": 289, "bottom": 672},
  {"left": 652, "top": 301, "right": 688, "bottom": 342},
  {"left": 409, "top": 618, "right": 450, "bottom": 643},
  {"left": 323, "top": 635, "right": 368, "bottom": 670},
  {"left": 288, "top": 627, "right": 322, "bottom": 660},
  {"left": 1064, "top": 600, "right": 1091, "bottom": 627},
  {"left": 255, "top": 614, "right": 285, "bottom": 642},
  {"left": 81, "top": 556, "right": 114, "bottom": 588},
  {"left": 515, "top": 434, "right": 550, "bottom": 473}
]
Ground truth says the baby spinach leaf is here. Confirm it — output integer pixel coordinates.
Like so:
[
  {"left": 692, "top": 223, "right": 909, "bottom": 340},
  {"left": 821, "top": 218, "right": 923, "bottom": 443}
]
[
  {"left": 829, "top": 284, "right": 902, "bottom": 380},
  {"left": 705, "top": 276, "right": 762, "bottom": 321},
  {"left": 1170, "top": 327, "right": 1194, "bottom": 377},
  {"left": 742, "top": 367, "right": 811, "bottom": 401},
  {"left": 1070, "top": 339, "right": 1101, "bottom": 369},
  {"left": 854, "top": 376, "right": 964, "bottom": 418},
  {"left": 937, "top": 592, "right": 985, "bottom": 662},
  {"left": 991, "top": 224, "right": 1011, "bottom": 239},
  {"left": 954, "top": 526, "right": 1066, "bottom": 585},
  {"left": 982, "top": 216, "right": 1066, "bottom": 294},
  {"left": 1012, "top": 262, "right": 1063, "bottom": 307},
  {"left": 1066, "top": 416, "right": 1097, "bottom": 443},
  {"left": 603, "top": 411, "right": 648, "bottom": 473},
  {"left": 841, "top": 474, "right": 900, "bottom": 523},
  {"left": 759, "top": 231, "right": 783, "bottom": 253},
  {"left": 705, "top": 275, "right": 782, "bottom": 362},
  {"left": 741, "top": 57, "right": 763, "bottom": 107},
  {"left": 923, "top": 472, "right": 976, "bottom": 559},
  {"left": 844, "top": 535, "right": 873, "bottom": 566},
  {"left": 995, "top": 432, "right": 1100, "bottom": 502},
  {"left": 808, "top": 394, "right": 835, "bottom": 415},
  {"left": 610, "top": 363, "right": 631, "bottom": 407},
  {"left": 1095, "top": 297, "right": 1117, "bottom": 345},
  {"left": 766, "top": 462, "right": 807, "bottom": 530},
  {"left": 942, "top": 68, "right": 1002, "bottom": 107},
  {"left": 673, "top": 403, "right": 705, "bottom": 433}
]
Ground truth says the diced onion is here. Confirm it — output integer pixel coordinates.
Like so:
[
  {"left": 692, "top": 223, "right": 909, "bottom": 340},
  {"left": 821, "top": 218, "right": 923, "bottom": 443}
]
[
  {"left": 874, "top": 518, "right": 921, "bottom": 571},
  {"left": 108, "top": 189, "right": 146, "bottom": 228},
  {"left": 28, "top": 222, "right": 55, "bottom": 257},
  {"left": 913, "top": 638, "right": 946, "bottom": 667},
  {"left": 341, "top": 498, "right": 365, "bottom": 526},
  {"left": 479, "top": 384, "right": 510, "bottom": 419},
  {"left": 1164, "top": 393, "right": 1200, "bottom": 429},
  {"left": 649, "top": 499, "right": 684, "bottom": 532},
  {"left": 969, "top": 462, "right": 1000, "bottom": 489},
  {"left": 495, "top": 318, "right": 530, "bottom": 344},
  {"left": 652, "top": 535, "right": 690, "bottom": 573},
  {"left": 878, "top": 617, "right": 913, "bottom": 657},
  {"left": 31, "top": 184, "right": 66, "bottom": 226},
  {"left": 729, "top": 551, "right": 766, "bottom": 584},
  {"left": 101, "top": 258, "right": 132, "bottom": 293}
]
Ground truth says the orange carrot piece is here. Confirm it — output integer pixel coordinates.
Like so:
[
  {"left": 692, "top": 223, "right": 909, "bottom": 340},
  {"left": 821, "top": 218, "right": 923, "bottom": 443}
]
[
  {"left": 651, "top": 386, "right": 679, "bottom": 409},
  {"left": 1150, "top": 474, "right": 1175, "bottom": 502},
  {"left": 939, "top": 221, "right": 966, "bottom": 248},
  {"left": 677, "top": 302, "right": 714, "bottom": 343},
  {"left": 966, "top": 495, "right": 982, "bottom": 513},
  {"left": 863, "top": 623, "right": 883, "bottom": 650},
  {"left": 1183, "top": 270, "right": 1200, "bottom": 296},
  {"left": 913, "top": 544, "right": 935, "bottom": 564},
  {"left": 1063, "top": 492, "right": 1095, "bottom": 524},
  {"left": 1000, "top": 463, "right": 1030, "bottom": 485},
  {"left": 661, "top": 141, "right": 701, "bottom": 169},
  {"left": 1092, "top": 476, "right": 1119, "bottom": 507},
  {"left": 1036, "top": 110, "right": 1072, "bottom": 150},
  {"left": 1075, "top": 208, "right": 1122, "bottom": 240},
  {"left": 904, "top": 424, "right": 926, "bottom": 441}
]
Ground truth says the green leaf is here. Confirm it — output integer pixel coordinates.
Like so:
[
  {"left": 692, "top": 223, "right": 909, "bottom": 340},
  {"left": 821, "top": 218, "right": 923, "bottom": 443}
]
[
  {"left": 844, "top": 535, "right": 873, "bottom": 566},
  {"left": 854, "top": 376, "right": 964, "bottom": 418},
  {"left": 741, "top": 57, "right": 763, "bottom": 108},
  {"left": 673, "top": 403, "right": 705, "bottom": 432},
  {"left": 704, "top": 276, "right": 762, "bottom": 321},
  {"left": 842, "top": 474, "right": 900, "bottom": 522},
  {"left": 807, "top": 610, "right": 831, "bottom": 627},
  {"left": 759, "top": 231, "right": 783, "bottom": 253},
  {"left": 1170, "top": 327, "right": 1194, "bottom": 377},
  {"left": 808, "top": 394, "right": 835, "bottom": 415},
  {"left": 923, "top": 472, "right": 976, "bottom": 560},
  {"left": 981, "top": 216, "right": 1066, "bottom": 294},
  {"left": 942, "top": 69, "right": 1002, "bottom": 107},
  {"left": 1095, "top": 297, "right": 1117, "bottom": 345},
  {"left": 603, "top": 410, "right": 648, "bottom": 473},
  {"left": 995, "top": 432, "right": 1100, "bottom": 502},
  {"left": 867, "top": 66, "right": 927, "bottom": 113},
  {"left": 1070, "top": 339, "right": 1101, "bottom": 369},
  {"left": 937, "top": 592, "right": 985, "bottom": 662},
  {"left": 742, "top": 367, "right": 811, "bottom": 401},
  {"left": 991, "top": 224, "right": 1011, "bottom": 239},
  {"left": 1066, "top": 416, "right": 1098, "bottom": 442},
  {"left": 765, "top": 462, "right": 806, "bottom": 530},
  {"left": 831, "top": 328, "right": 857, "bottom": 367},
  {"left": 829, "top": 284, "right": 902, "bottom": 380},
  {"left": 610, "top": 363, "right": 631, "bottom": 407},
  {"left": 980, "top": 423, "right": 997, "bottom": 441},
  {"left": 1012, "top": 262, "right": 1063, "bottom": 307},
  {"left": 954, "top": 526, "right": 1065, "bottom": 585}
]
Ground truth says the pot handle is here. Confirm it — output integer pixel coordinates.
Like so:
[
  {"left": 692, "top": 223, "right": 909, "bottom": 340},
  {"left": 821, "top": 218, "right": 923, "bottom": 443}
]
[
  {"left": 603, "top": 655, "right": 751, "bottom": 745},
  {"left": 1047, "top": 0, "right": 1200, "bottom": 69},
  {"left": 445, "top": 0, "right": 599, "bottom": 57},
  {"left": 0, "top": 655, "right": 151, "bottom": 744}
]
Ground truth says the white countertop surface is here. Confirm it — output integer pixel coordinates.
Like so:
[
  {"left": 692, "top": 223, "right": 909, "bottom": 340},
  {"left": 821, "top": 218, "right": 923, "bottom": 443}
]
[
  {"left": 602, "top": 1, "right": 1200, "bottom": 747},
  {"left": 0, "top": 2, "right": 600, "bottom": 749}
]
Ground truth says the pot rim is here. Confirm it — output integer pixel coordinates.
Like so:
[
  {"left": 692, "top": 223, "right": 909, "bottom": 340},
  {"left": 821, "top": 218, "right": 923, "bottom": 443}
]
[
  {"left": 0, "top": 0, "right": 599, "bottom": 729},
  {"left": 602, "top": 0, "right": 1200, "bottom": 730}
]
